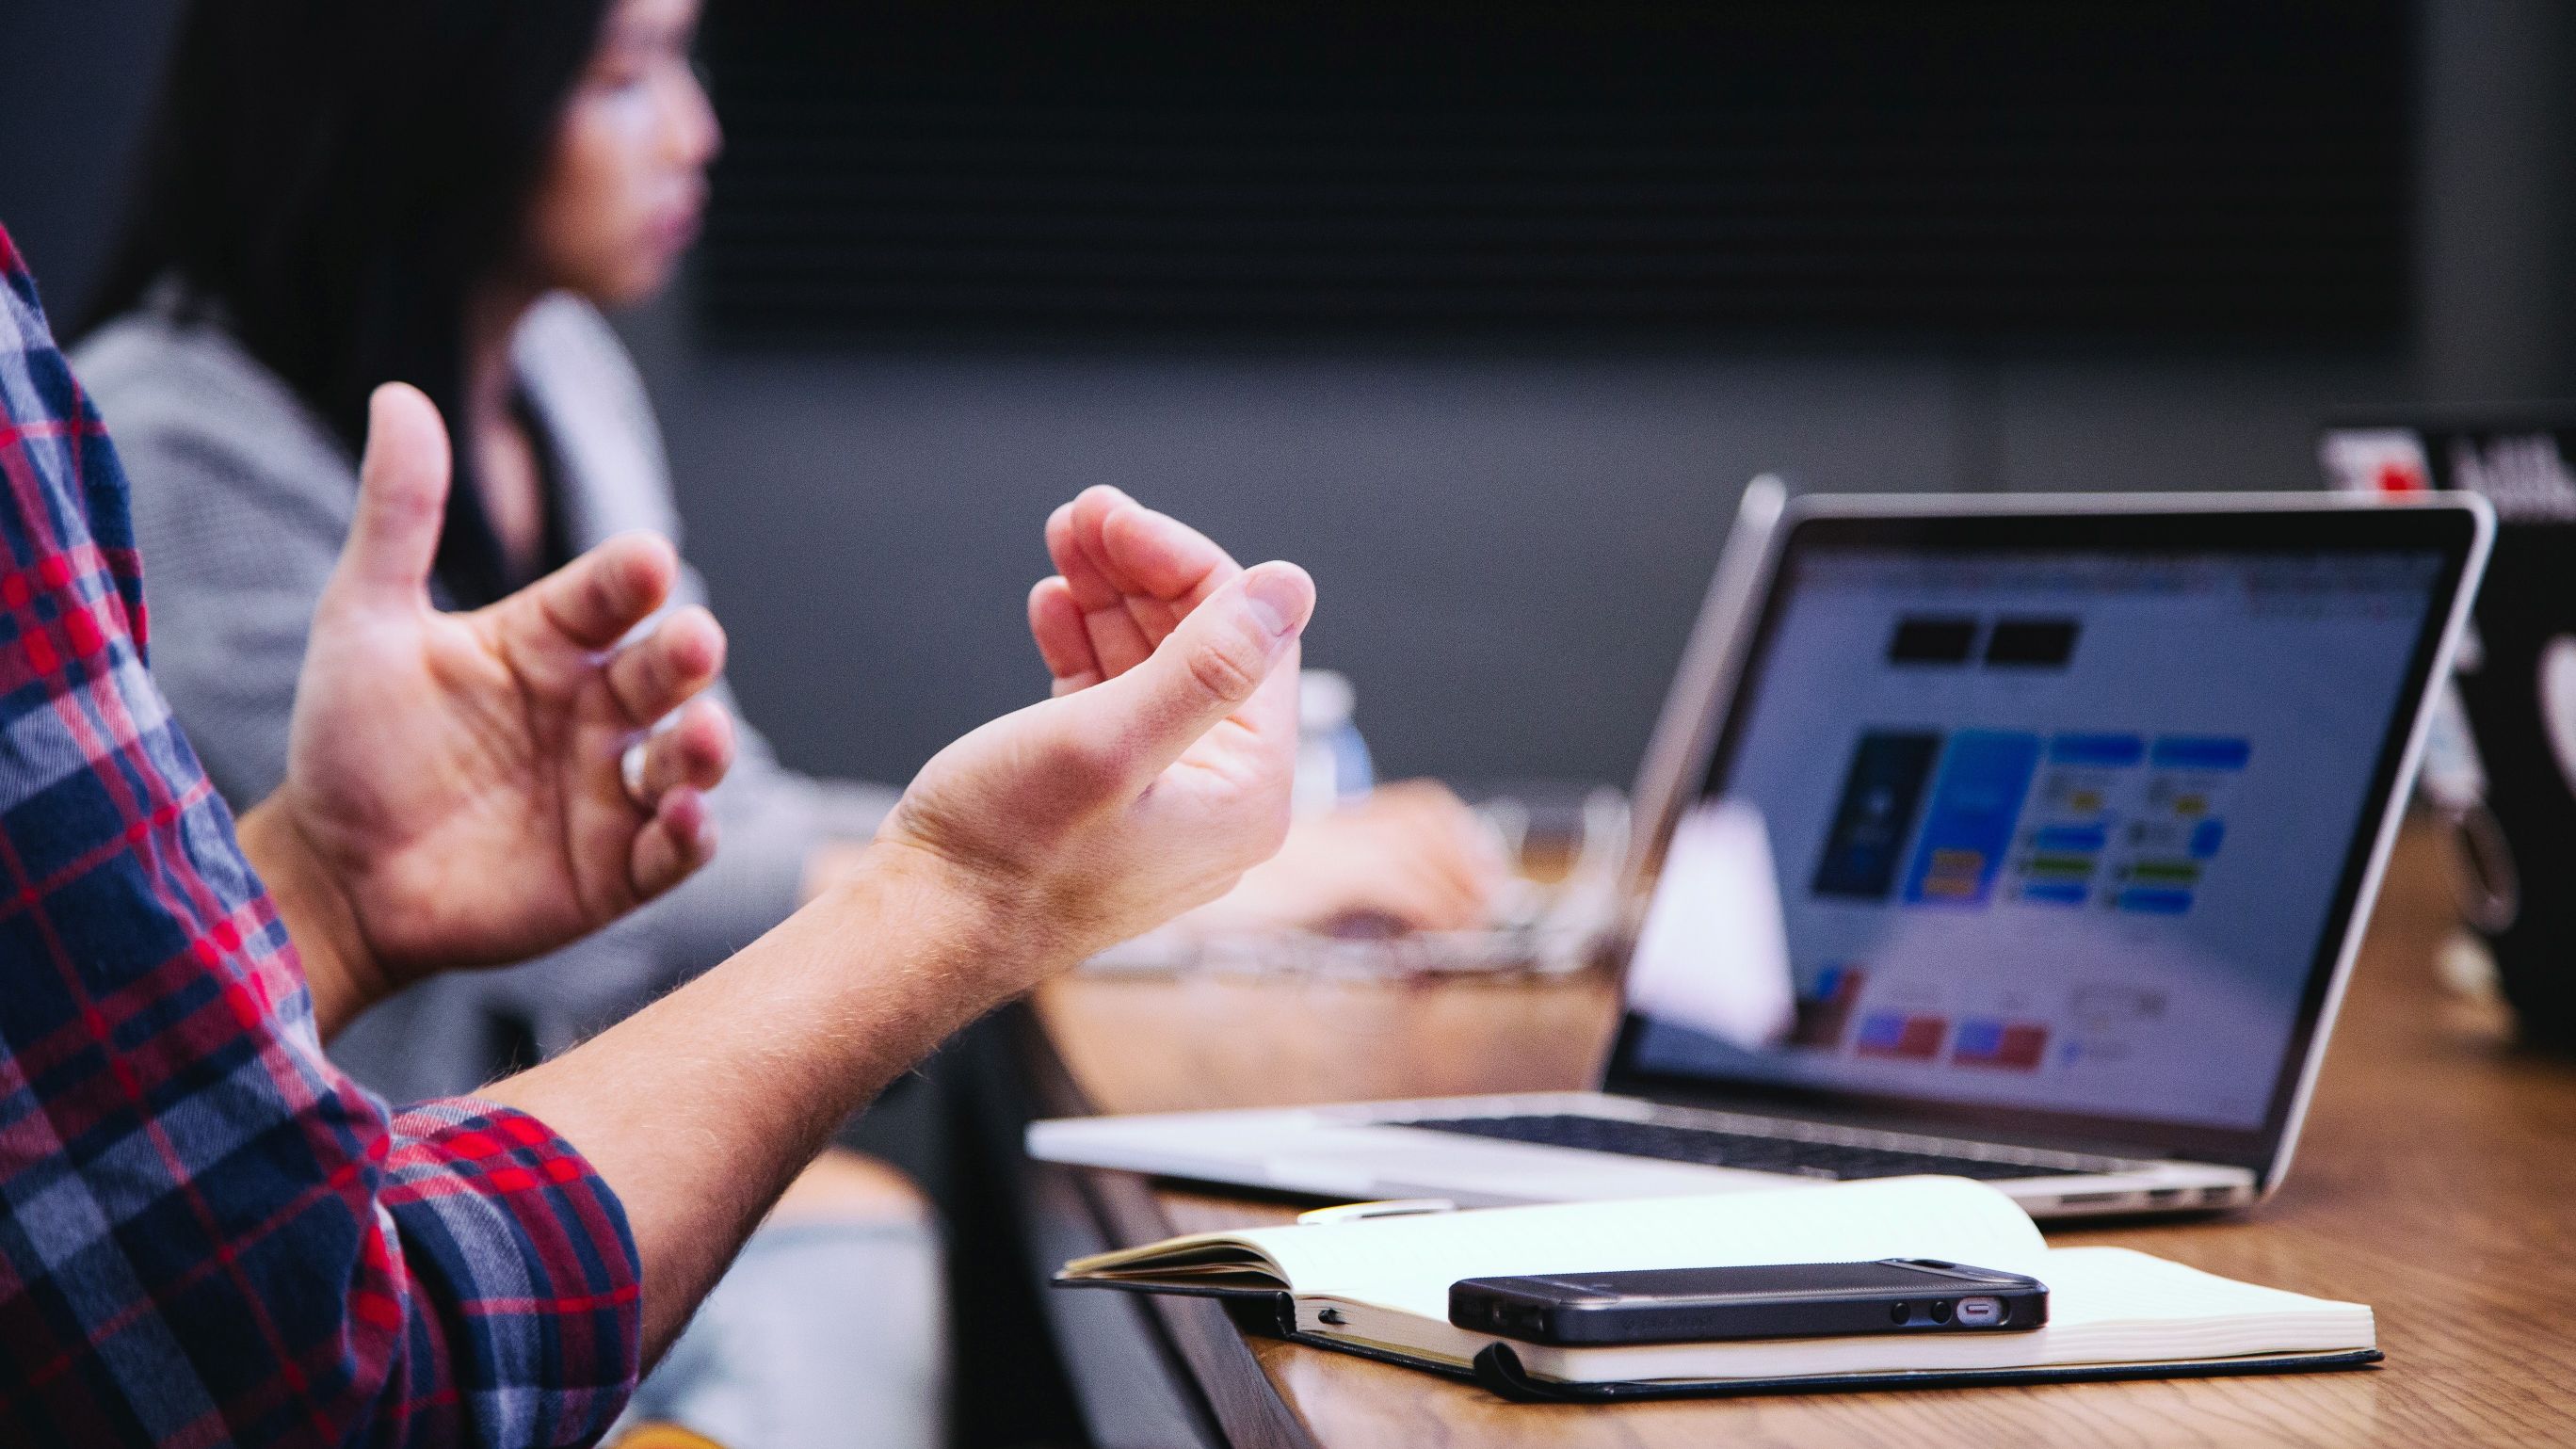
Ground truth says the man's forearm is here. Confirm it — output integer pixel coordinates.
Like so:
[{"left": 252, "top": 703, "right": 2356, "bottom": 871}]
[
  {"left": 481, "top": 841, "right": 1027, "bottom": 1359},
  {"left": 236, "top": 797, "right": 385, "bottom": 1039}
]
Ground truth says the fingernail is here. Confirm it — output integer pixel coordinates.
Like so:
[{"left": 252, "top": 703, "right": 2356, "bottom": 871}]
[{"left": 1242, "top": 565, "right": 1307, "bottom": 639}]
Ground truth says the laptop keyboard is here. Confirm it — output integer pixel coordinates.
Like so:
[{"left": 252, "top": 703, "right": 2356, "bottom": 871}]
[{"left": 1397, "top": 1113, "right": 2101, "bottom": 1182}]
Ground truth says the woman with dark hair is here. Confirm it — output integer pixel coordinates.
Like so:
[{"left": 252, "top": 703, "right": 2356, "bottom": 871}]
[{"left": 77, "top": 0, "right": 1498, "bottom": 1441}]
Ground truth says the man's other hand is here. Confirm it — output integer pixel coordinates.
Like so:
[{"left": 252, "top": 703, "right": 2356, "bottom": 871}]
[
  {"left": 248, "top": 383, "right": 736, "bottom": 1026},
  {"left": 1183, "top": 780, "right": 1507, "bottom": 938}
]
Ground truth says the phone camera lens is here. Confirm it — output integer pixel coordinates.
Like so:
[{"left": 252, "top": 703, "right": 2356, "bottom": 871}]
[
  {"left": 1889, "top": 1301, "right": 1911, "bottom": 1325},
  {"left": 1929, "top": 1299, "right": 1955, "bottom": 1324}
]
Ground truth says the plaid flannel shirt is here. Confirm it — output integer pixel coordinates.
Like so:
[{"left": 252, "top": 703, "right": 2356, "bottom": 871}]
[{"left": 0, "top": 226, "right": 641, "bottom": 1445}]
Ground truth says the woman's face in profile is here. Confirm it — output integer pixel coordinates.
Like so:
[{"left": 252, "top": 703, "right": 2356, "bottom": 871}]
[{"left": 523, "top": 0, "right": 721, "bottom": 308}]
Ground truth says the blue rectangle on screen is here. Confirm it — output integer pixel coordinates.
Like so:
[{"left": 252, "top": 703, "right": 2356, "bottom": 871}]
[
  {"left": 2150, "top": 736, "right": 2251, "bottom": 770},
  {"left": 2047, "top": 733, "right": 2145, "bottom": 767},
  {"left": 2190, "top": 819, "right": 2227, "bottom": 859},
  {"left": 1811, "top": 732, "right": 1943, "bottom": 900},
  {"left": 2021, "top": 880, "right": 2088, "bottom": 906},
  {"left": 1900, "top": 731, "right": 2042, "bottom": 908},
  {"left": 1953, "top": 1020, "right": 2004, "bottom": 1057},
  {"left": 2117, "top": 888, "right": 2196, "bottom": 915},
  {"left": 2031, "top": 824, "right": 2107, "bottom": 853},
  {"left": 1856, "top": 1013, "right": 1908, "bottom": 1049}
]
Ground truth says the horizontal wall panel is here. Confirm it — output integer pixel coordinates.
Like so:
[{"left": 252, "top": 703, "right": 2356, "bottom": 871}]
[{"left": 700, "top": 1, "right": 2411, "bottom": 345}]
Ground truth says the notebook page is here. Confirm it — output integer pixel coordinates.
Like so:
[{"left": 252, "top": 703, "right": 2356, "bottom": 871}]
[
  {"left": 2035, "top": 1248, "right": 2330, "bottom": 1324},
  {"left": 1239, "top": 1176, "right": 2045, "bottom": 1321}
]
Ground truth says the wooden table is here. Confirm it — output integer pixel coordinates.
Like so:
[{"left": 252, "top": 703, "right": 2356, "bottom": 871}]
[{"left": 1008, "top": 829, "right": 2576, "bottom": 1447}]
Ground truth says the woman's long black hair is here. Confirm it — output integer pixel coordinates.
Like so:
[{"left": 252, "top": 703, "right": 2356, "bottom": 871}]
[{"left": 80, "top": 0, "right": 619, "bottom": 605}]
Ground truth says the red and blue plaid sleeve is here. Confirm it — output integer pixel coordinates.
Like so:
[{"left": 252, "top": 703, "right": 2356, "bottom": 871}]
[{"left": 0, "top": 227, "right": 642, "bottom": 1446}]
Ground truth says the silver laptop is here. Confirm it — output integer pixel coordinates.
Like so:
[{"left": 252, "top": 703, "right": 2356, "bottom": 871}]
[{"left": 1031, "top": 490, "right": 2492, "bottom": 1218}]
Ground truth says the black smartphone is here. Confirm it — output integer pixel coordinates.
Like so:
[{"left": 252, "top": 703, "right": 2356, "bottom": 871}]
[{"left": 1448, "top": 1259, "right": 2048, "bottom": 1346}]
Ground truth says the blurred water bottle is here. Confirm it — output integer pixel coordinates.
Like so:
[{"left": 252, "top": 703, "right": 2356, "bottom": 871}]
[{"left": 1295, "top": 669, "right": 1375, "bottom": 815}]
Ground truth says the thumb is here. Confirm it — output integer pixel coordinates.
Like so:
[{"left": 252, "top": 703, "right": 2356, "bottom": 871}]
[
  {"left": 1060, "top": 560, "right": 1314, "bottom": 784},
  {"left": 328, "top": 383, "right": 451, "bottom": 608}
]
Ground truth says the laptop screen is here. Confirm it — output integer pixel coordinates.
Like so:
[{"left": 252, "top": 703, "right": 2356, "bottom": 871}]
[{"left": 1610, "top": 507, "right": 2475, "bottom": 1165}]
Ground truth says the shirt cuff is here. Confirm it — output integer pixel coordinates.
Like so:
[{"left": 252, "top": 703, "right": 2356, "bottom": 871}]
[{"left": 380, "top": 1099, "right": 644, "bottom": 1446}]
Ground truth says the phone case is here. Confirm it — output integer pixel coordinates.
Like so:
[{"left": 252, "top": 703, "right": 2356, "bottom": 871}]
[{"left": 1450, "top": 1259, "right": 2048, "bottom": 1345}]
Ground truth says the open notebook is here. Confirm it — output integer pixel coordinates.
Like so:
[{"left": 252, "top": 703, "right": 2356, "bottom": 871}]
[{"left": 1057, "top": 1178, "right": 2377, "bottom": 1399}]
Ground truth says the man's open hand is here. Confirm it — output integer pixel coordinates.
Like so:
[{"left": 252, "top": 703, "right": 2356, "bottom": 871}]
[
  {"left": 874, "top": 486, "right": 1313, "bottom": 982},
  {"left": 250, "top": 384, "right": 736, "bottom": 1021}
]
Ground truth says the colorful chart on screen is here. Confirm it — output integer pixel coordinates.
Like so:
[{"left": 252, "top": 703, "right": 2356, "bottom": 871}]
[{"left": 1628, "top": 546, "right": 2441, "bottom": 1132}]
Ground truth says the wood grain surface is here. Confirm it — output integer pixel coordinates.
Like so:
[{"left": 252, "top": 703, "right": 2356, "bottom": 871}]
[{"left": 1028, "top": 829, "right": 2576, "bottom": 1446}]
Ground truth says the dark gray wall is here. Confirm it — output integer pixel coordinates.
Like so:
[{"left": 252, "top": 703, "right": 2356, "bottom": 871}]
[
  {"left": 7, "top": 2, "right": 2572, "bottom": 792},
  {"left": 0, "top": 0, "right": 172, "bottom": 320},
  {"left": 635, "top": 339, "right": 2409, "bottom": 788},
  {"left": 2418, "top": 0, "right": 2576, "bottom": 399}
]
